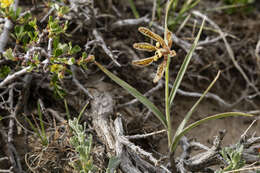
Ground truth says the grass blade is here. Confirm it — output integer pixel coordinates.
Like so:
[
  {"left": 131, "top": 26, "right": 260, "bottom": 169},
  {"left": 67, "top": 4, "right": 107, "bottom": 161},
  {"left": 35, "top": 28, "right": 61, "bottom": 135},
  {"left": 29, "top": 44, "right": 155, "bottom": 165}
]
[
  {"left": 174, "top": 71, "right": 220, "bottom": 138},
  {"left": 127, "top": 0, "right": 140, "bottom": 19},
  {"left": 170, "top": 112, "right": 253, "bottom": 152},
  {"left": 169, "top": 18, "right": 205, "bottom": 106},
  {"left": 77, "top": 101, "right": 89, "bottom": 122},
  {"left": 95, "top": 61, "right": 167, "bottom": 127},
  {"left": 37, "top": 101, "right": 48, "bottom": 145},
  {"left": 64, "top": 99, "right": 71, "bottom": 120}
]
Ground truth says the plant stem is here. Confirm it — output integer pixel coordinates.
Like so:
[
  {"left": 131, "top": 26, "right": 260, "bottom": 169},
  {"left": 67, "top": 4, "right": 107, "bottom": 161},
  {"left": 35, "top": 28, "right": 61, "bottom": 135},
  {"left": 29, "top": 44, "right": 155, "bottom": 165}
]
[
  {"left": 164, "top": 0, "right": 175, "bottom": 151},
  {"left": 164, "top": 0, "right": 175, "bottom": 33},
  {"left": 165, "top": 55, "right": 172, "bottom": 149}
]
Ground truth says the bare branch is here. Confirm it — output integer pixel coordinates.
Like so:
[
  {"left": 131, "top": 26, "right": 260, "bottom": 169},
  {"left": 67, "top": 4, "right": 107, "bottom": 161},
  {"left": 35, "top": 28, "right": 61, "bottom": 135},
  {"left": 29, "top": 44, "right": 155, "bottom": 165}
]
[
  {"left": 0, "top": 67, "right": 30, "bottom": 88},
  {"left": 0, "top": 0, "right": 19, "bottom": 52},
  {"left": 71, "top": 65, "right": 93, "bottom": 99},
  {"left": 125, "top": 129, "right": 166, "bottom": 140},
  {"left": 93, "top": 29, "right": 121, "bottom": 66}
]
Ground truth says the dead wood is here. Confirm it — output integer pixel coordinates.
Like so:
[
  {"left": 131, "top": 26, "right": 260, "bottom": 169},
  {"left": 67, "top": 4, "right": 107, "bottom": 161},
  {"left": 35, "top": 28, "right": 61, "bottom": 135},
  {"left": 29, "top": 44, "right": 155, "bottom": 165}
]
[{"left": 78, "top": 84, "right": 169, "bottom": 172}]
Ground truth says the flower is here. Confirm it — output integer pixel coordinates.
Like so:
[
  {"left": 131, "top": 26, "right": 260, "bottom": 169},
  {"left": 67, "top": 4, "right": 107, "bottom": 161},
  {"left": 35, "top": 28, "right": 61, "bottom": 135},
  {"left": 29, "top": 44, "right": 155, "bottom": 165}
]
[
  {"left": 132, "top": 27, "right": 176, "bottom": 83},
  {"left": 0, "top": 0, "right": 14, "bottom": 8}
]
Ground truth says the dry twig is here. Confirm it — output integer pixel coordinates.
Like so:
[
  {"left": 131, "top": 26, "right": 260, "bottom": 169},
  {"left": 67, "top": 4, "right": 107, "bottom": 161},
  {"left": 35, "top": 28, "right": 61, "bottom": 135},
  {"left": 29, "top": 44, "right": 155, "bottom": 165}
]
[
  {"left": 92, "top": 29, "right": 121, "bottom": 67},
  {"left": 192, "top": 10, "right": 260, "bottom": 96}
]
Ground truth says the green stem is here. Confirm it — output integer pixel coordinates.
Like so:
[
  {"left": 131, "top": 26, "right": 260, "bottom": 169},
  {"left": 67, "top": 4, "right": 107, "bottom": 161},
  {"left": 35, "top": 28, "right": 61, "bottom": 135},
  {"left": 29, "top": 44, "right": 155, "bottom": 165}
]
[
  {"left": 164, "top": 0, "right": 175, "bottom": 151},
  {"left": 165, "top": 55, "right": 172, "bottom": 149},
  {"left": 164, "top": 0, "right": 175, "bottom": 31}
]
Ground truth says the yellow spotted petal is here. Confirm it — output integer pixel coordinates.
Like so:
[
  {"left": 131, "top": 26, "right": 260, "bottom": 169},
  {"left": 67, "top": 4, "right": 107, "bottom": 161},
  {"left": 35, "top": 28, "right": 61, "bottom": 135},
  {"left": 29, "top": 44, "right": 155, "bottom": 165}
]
[
  {"left": 132, "top": 56, "right": 156, "bottom": 67},
  {"left": 138, "top": 27, "right": 167, "bottom": 49},
  {"left": 153, "top": 57, "right": 167, "bottom": 83},
  {"left": 133, "top": 42, "right": 157, "bottom": 52},
  {"left": 166, "top": 29, "right": 173, "bottom": 49}
]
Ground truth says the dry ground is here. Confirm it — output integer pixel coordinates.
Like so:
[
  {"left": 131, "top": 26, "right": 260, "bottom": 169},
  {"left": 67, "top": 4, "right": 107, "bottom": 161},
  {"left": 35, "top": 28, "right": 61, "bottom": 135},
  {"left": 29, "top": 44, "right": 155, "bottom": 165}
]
[{"left": 0, "top": 0, "right": 260, "bottom": 172}]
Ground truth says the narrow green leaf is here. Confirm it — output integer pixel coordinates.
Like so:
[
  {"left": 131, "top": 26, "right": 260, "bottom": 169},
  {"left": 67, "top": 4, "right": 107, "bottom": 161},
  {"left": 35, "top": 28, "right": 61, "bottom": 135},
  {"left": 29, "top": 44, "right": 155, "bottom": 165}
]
[
  {"left": 127, "top": 0, "right": 140, "bottom": 18},
  {"left": 25, "top": 115, "right": 48, "bottom": 146},
  {"left": 37, "top": 101, "right": 45, "bottom": 138},
  {"left": 64, "top": 99, "right": 71, "bottom": 119},
  {"left": 174, "top": 71, "right": 220, "bottom": 139},
  {"left": 95, "top": 61, "right": 167, "bottom": 127},
  {"left": 77, "top": 101, "right": 89, "bottom": 122},
  {"left": 165, "top": 0, "right": 177, "bottom": 25},
  {"left": 169, "top": 18, "right": 205, "bottom": 106},
  {"left": 170, "top": 112, "right": 253, "bottom": 152},
  {"left": 37, "top": 101, "right": 48, "bottom": 146}
]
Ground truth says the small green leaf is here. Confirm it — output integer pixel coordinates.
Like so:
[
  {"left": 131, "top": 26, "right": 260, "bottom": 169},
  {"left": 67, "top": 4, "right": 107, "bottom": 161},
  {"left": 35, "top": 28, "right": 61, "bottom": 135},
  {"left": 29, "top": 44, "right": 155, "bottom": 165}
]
[
  {"left": 24, "top": 23, "right": 34, "bottom": 32},
  {"left": 14, "top": 25, "right": 24, "bottom": 35},
  {"left": 3, "top": 48, "right": 15, "bottom": 60},
  {"left": 59, "top": 6, "right": 70, "bottom": 15},
  {"left": 27, "top": 31, "right": 34, "bottom": 40},
  {"left": 67, "top": 58, "right": 75, "bottom": 65},
  {"left": 54, "top": 48, "right": 63, "bottom": 57},
  {"left": 53, "top": 37, "right": 60, "bottom": 50},
  {"left": 29, "top": 18, "right": 37, "bottom": 30},
  {"left": 82, "top": 52, "right": 87, "bottom": 58},
  {"left": 71, "top": 45, "right": 81, "bottom": 54},
  {"left": 58, "top": 43, "right": 69, "bottom": 53},
  {"left": 220, "top": 144, "right": 245, "bottom": 171},
  {"left": 18, "top": 12, "right": 31, "bottom": 24},
  {"left": 0, "top": 65, "right": 11, "bottom": 78},
  {"left": 50, "top": 64, "right": 64, "bottom": 73}
]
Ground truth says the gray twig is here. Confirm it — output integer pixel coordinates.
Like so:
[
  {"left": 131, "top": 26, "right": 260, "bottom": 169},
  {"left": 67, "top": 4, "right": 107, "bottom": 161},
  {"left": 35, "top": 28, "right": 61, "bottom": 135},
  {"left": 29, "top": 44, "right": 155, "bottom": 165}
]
[
  {"left": 115, "top": 116, "right": 171, "bottom": 173},
  {"left": 192, "top": 10, "right": 260, "bottom": 96},
  {"left": 71, "top": 65, "right": 93, "bottom": 99},
  {"left": 0, "top": 121, "right": 23, "bottom": 173},
  {"left": 93, "top": 29, "right": 121, "bottom": 66},
  {"left": 40, "top": 7, "right": 55, "bottom": 23},
  {"left": 111, "top": 15, "right": 149, "bottom": 29},
  {"left": 0, "top": 67, "right": 30, "bottom": 88},
  {"left": 46, "top": 108, "right": 66, "bottom": 123},
  {"left": 255, "top": 38, "right": 260, "bottom": 59},
  {"left": 125, "top": 129, "right": 166, "bottom": 140},
  {"left": 0, "top": 0, "right": 19, "bottom": 52}
]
